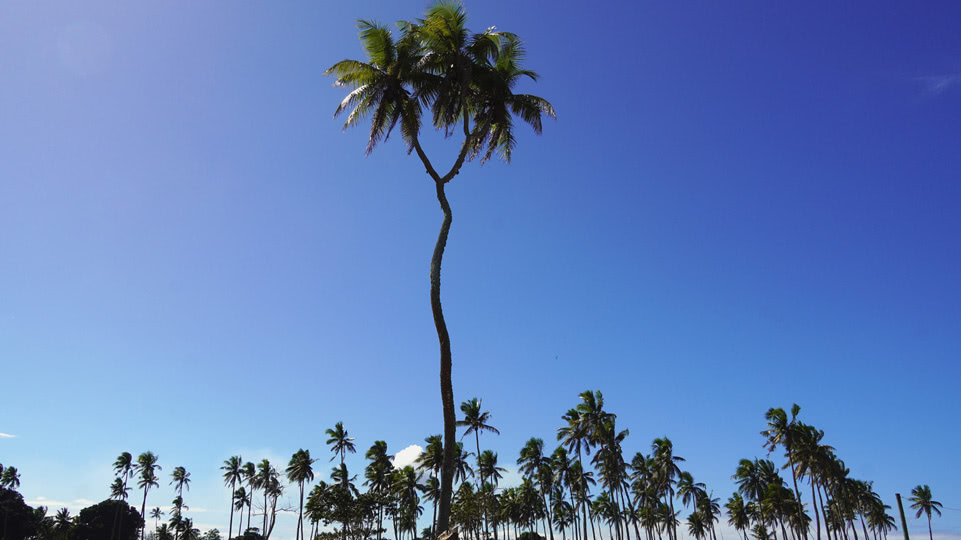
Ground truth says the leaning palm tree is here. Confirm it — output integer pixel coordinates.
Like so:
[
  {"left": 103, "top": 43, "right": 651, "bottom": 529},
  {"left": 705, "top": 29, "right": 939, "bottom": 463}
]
[
  {"left": 135, "top": 452, "right": 161, "bottom": 540},
  {"left": 326, "top": 5, "right": 553, "bottom": 532},
  {"left": 286, "top": 449, "right": 316, "bottom": 540},
  {"left": 221, "top": 456, "right": 244, "bottom": 540},
  {"left": 325, "top": 422, "right": 357, "bottom": 466},
  {"left": 908, "top": 485, "right": 942, "bottom": 540}
]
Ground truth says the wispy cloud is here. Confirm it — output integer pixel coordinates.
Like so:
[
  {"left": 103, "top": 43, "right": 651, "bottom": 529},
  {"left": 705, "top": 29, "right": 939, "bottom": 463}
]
[
  {"left": 0, "top": 433, "right": 16, "bottom": 438},
  {"left": 917, "top": 73, "right": 961, "bottom": 96},
  {"left": 25, "top": 497, "right": 96, "bottom": 510}
]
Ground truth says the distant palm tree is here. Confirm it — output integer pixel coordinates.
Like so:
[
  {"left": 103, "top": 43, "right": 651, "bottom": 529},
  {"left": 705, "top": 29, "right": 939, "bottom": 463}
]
[
  {"left": 726, "top": 493, "right": 751, "bottom": 540},
  {"left": 150, "top": 508, "right": 164, "bottom": 532},
  {"left": 326, "top": 422, "right": 357, "bottom": 466},
  {"left": 232, "top": 487, "right": 249, "bottom": 538},
  {"left": 221, "top": 456, "right": 243, "bottom": 540},
  {"left": 110, "top": 478, "right": 130, "bottom": 500},
  {"left": 365, "top": 442, "right": 394, "bottom": 540},
  {"left": 908, "top": 485, "right": 942, "bottom": 540},
  {"left": 135, "top": 452, "right": 161, "bottom": 540},
  {"left": 54, "top": 508, "right": 72, "bottom": 540},
  {"left": 458, "top": 398, "right": 500, "bottom": 539},
  {"left": 111, "top": 453, "right": 135, "bottom": 540},
  {"left": 0, "top": 466, "right": 20, "bottom": 490},
  {"left": 761, "top": 405, "right": 807, "bottom": 540},
  {"left": 241, "top": 462, "right": 256, "bottom": 536},
  {"left": 171, "top": 467, "right": 191, "bottom": 498},
  {"left": 286, "top": 449, "right": 316, "bottom": 540},
  {"left": 256, "top": 460, "right": 278, "bottom": 535},
  {"left": 417, "top": 435, "right": 444, "bottom": 539}
]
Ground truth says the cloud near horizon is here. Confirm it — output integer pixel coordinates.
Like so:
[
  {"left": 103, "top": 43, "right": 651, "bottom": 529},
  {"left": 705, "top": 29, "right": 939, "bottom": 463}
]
[
  {"left": 25, "top": 497, "right": 96, "bottom": 511},
  {"left": 0, "top": 433, "right": 16, "bottom": 438}
]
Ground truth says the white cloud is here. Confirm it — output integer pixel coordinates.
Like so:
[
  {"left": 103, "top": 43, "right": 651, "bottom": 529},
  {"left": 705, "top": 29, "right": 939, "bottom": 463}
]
[
  {"left": 391, "top": 445, "right": 423, "bottom": 469},
  {"left": 0, "top": 433, "right": 16, "bottom": 438},
  {"left": 25, "top": 497, "right": 96, "bottom": 511}
]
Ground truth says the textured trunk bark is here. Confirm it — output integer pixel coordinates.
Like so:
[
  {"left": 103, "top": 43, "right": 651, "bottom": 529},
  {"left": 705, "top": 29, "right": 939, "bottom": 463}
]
[{"left": 432, "top": 179, "right": 456, "bottom": 536}]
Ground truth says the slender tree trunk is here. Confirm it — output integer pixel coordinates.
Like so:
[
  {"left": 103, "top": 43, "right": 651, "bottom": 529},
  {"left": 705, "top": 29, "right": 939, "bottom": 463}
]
[
  {"left": 810, "top": 479, "right": 821, "bottom": 540},
  {"left": 432, "top": 473, "right": 440, "bottom": 540},
  {"left": 817, "top": 485, "right": 831, "bottom": 540},
  {"left": 247, "top": 496, "right": 253, "bottom": 536},
  {"left": 787, "top": 455, "right": 806, "bottom": 540},
  {"left": 141, "top": 489, "right": 150, "bottom": 540},
  {"left": 431, "top": 178, "right": 456, "bottom": 536},
  {"left": 927, "top": 515, "right": 932, "bottom": 540},
  {"left": 228, "top": 483, "right": 236, "bottom": 540}
]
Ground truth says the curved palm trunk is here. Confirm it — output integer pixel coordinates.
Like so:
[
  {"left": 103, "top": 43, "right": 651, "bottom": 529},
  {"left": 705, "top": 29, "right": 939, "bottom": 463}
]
[
  {"left": 926, "top": 515, "right": 932, "bottom": 540},
  {"left": 431, "top": 178, "right": 457, "bottom": 535}
]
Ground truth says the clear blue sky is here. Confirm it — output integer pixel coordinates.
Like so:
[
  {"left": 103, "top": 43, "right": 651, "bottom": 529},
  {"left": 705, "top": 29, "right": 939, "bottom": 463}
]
[{"left": 2, "top": 1, "right": 959, "bottom": 539}]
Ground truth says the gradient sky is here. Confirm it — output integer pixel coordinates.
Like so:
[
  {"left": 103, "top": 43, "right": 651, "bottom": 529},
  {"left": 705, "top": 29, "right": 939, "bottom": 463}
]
[{"left": 2, "top": 2, "right": 960, "bottom": 540}]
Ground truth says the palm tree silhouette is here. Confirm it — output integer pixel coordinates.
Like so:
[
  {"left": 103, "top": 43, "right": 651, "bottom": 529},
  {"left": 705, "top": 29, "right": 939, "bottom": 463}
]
[
  {"left": 326, "top": 422, "right": 357, "bottom": 466},
  {"left": 221, "top": 456, "right": 243, "bottom": 540},
  {"left": 134, "top": 452, "right": 161, "bottom": 540},
  {"left": 908, "top": 485, "right": 942, "bottom": 540},
  {"left": 286, "top": 449, "right": 316, "bottom": 540}
]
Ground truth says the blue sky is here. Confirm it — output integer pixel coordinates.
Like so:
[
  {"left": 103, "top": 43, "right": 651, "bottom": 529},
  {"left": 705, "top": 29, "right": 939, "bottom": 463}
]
[{"left": 2, "top": 1, "right": 960, "bottom": 540}]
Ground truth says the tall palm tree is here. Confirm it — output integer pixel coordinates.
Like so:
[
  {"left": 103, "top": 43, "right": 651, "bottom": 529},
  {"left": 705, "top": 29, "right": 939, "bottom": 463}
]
[
  {"left": 651, "top": 439, "right": 683, "bottom": 540},
  {"left": 135, "top": 452, "right": 161, "bottom": 540},
  {"left": 112, "top": 453, "right": 135, "bottom": 540},
  {"left": 558, "top": 408, "right": 591, "bottom": 540},
  {"left": 287, "top": 449, "right": 317, "bottom": 540},
  {"left": 458, "top": 398, "right": 500, "bottom": 539},
  {"left": 908, "top": 485, "right": 942, "bottom": 540},
  {"left": 326, "top": 422, "right": 357, "bottom": 466},
  {"left": 326, "top": 5, "right": 553, "bottom": 532},
  {"left": 761, "top": 405, "right": 807, "bottom": 540},
  {"left": 221, "top": 456, "right": 244, "bottom": 540}
]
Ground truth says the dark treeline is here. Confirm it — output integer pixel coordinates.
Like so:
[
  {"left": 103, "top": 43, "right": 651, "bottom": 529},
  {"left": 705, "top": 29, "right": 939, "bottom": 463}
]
[{"left": 0, "top": 395, "right": 945, "bottom": 540}]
